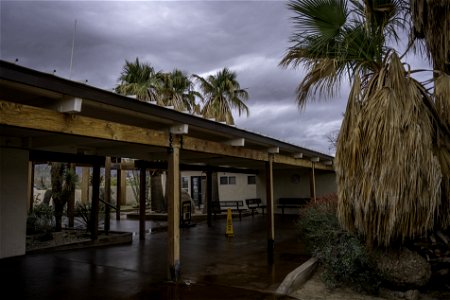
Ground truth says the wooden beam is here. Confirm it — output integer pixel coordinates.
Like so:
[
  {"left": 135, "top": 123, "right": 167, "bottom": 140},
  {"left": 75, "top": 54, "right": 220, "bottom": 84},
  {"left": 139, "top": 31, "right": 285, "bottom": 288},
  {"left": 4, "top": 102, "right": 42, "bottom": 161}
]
[
  {"left": 167, "top": 145, "right": 181, "bottom": 282},
  {"left": 273, "top": 155, "right": 333, "bottom": 171},
  {"left": 0, "top": 100, "right": 334, "bottom": 171},
  {"left": 0, "top": 100, "right": 169, "bottom": 148},
  {"left": 182, "top": 135, "right": 269, "bottom": 162},
  {"left": 30, "top": 150, "right": 104, "bottom": 165}
]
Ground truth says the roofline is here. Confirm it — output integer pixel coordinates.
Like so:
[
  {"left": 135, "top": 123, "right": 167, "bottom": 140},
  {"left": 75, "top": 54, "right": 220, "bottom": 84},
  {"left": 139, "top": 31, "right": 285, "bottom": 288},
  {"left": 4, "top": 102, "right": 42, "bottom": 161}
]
[{"left": 0, "top": 60, "right": 333, "bottom": 160}]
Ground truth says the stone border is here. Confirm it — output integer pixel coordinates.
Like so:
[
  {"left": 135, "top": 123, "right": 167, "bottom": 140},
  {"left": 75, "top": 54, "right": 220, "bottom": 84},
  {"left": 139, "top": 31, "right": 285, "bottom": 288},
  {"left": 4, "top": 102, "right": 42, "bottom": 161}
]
[
  {"left": 26, "top": 231, "right": 133, "bottom": 254},
  {"left": 275, "top": 257, "right": 319, "bottom": 296}
]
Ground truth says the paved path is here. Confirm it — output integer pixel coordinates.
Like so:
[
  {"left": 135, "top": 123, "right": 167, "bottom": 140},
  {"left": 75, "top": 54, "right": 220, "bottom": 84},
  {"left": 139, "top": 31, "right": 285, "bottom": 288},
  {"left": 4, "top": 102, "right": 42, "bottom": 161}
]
[{"left": 0, "top": 214, "right": 307, "bottom": 299}]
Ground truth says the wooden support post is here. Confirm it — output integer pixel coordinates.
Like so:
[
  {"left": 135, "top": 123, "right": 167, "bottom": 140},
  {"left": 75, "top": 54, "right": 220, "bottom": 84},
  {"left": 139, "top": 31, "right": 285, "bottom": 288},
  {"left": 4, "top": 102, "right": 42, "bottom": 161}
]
[
  {"left": 139, "top": 167, "right": 146, "bottom": 240},
  {"left": 81, "top": 167, "right": 90, "bottom": 204},
  {"left": 90, "top": 164, "right": 100, "bottom": 240},
  {"left": 116, "top": 158, "right": 121, "bottom": 221},
  {"left": 28, "top": 161, "right": 34, "bottom": 213},
  {"left": 266, "top": 154, "right": 275, "bottom": 264},
  {"left": 167, "top": 144, "right": 181, "bottom": 282},
  {"left": 104, "top": 157, "right": 111, "bottom": 234},
  {"left": 206, "top": 169, "right": 212, "bottom": 227},
  {"left": 309, "top": 163, "right": 316, "bottom": 202}
]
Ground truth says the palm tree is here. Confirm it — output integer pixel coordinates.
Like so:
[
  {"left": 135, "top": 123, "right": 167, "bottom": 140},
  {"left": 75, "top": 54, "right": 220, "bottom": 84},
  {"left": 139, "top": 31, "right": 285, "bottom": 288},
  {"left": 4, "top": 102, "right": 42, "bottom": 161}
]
[
  {"left": 154, "top": 69, "right": 202, "bottom": 113},
  {"left": 193, "top": 68, "right": 249, "bottom": 125},
  {"left": 50, "top": 162, "right": 77, "bottom": 232},
  {"left": 409, "top": 0, "right": 450, "bottom": 228},
  {"left": 410, "top": 0, "right": 450, "bottom": 74},
  {"left": 115, "top": 57, "right": 160, "bottom": 101},
  {"left": 281, "top": 0, "right": 449, "bottom": 247}
]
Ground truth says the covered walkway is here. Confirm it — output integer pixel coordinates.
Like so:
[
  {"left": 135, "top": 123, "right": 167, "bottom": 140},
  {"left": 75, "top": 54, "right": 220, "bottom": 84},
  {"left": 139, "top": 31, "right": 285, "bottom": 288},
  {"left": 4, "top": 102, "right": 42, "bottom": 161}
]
[
  {"left": 0, "top": 60, "right": 334, "bottom": 281},
  {"left": 0, "top": 215, "right": 305, "bottom": 299}
]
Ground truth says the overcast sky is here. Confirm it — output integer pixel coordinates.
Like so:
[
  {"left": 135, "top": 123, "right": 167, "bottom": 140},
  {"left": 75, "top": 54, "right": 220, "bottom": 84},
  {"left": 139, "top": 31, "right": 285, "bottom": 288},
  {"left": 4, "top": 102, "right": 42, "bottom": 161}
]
[{"left": 0, "top": 1, "right": 430, "bottom": 155}]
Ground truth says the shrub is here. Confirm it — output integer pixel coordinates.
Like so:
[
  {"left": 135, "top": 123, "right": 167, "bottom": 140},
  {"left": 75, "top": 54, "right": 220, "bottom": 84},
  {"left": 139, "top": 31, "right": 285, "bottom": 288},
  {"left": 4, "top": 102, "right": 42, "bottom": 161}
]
[
  {"left": 27, "top": 203, "right": 55, "bottom": 236},
  {"left": 297, "top": 194, "right": 381, "bottom": 294},
  {"left": 75, "top": 202, "right": 104, "bottom": 233}
]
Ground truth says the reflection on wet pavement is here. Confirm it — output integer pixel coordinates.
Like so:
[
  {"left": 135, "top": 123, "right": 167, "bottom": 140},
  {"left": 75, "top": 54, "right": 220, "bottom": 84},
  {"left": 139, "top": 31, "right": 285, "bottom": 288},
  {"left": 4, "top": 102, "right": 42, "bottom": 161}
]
[{"left": 0, "top": 214, "right": 307, "bottom": 299}]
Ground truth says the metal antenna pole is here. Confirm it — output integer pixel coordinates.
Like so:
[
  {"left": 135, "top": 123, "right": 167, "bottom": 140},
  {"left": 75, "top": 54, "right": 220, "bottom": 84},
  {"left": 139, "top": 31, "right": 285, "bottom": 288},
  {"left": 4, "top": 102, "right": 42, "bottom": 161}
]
[{"left": 69, "top": 19, "right": 77, "bottom": 79}]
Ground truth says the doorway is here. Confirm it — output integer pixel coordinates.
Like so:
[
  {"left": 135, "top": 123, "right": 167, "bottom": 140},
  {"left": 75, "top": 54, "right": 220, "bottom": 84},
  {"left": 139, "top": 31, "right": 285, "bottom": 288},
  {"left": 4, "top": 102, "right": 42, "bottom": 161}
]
[{"left": 191, "top": 176, "right": 206, "bottom": 209}]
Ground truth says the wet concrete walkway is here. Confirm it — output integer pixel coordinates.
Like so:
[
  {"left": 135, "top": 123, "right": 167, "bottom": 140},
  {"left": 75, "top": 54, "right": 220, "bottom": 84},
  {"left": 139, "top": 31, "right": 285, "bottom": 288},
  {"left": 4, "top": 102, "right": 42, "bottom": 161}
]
[{"left": 0, "top": 214, "right": 308, "bottom": 299}]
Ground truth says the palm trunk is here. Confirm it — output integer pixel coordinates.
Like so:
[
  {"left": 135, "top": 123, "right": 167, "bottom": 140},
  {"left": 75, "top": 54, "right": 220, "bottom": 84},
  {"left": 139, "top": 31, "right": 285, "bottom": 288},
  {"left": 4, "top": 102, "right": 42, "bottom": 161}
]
[{"left": 151, "top": 172, "right": 165, "bottom": 212}]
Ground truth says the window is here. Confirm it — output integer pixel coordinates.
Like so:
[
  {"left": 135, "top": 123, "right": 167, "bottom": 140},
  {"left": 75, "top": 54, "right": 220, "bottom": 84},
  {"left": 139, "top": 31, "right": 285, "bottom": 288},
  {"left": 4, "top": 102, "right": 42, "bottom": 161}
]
[
  {"left": 220, "top": 176, "right": 228, "bottom": 185},
  {"left": 220, "top": 176, "right": 236, "bottom": 185},
  {"left": 181, "top": 177, "right": 189, "bottom": 191},
  {"left": 247, "top": 175, "right": 256, "bottom": 185}
]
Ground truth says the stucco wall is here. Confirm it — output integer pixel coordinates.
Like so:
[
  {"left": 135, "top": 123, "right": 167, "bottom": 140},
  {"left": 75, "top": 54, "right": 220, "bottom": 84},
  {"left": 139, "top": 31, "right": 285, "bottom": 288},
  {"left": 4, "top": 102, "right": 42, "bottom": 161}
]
[
  {"left": 315, "top": 172, "right": 337, "bottom": 197},
  {"left": 217, "top": 172, "right": 257, "bottom": 202},
  {"left": 0, "top": 148, "right": 28, "bottom": 258},
  {"left": 256, "top": 167, "right": 337, "bottom": 208}
]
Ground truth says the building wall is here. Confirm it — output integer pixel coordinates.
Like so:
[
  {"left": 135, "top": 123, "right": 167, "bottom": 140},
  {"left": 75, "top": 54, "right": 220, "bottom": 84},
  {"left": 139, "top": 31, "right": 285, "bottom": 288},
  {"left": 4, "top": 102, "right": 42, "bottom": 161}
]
[
  {"left": 273, "top": 169, "right": 311, "bottom": 199},
  {"left": 179, "top": 171, "right": 257, "bottom": 208},
  {"left": 316, "top": 171, "right": 337, "bottom": 197},
  {"left": 0, "top": 148, "right": 28, "bottom": 258},
  {"left": 256, "top": 167, "right": 337, "bottom": 210},
  {"left": 217, "top": 172, "right": 257, "bottom": 202}
]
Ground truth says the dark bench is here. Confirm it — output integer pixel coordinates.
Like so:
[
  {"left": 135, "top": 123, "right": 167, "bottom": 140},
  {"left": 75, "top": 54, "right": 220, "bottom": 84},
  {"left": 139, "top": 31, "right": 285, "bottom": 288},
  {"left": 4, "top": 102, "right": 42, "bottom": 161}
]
[
  {"left": 277, "top": 197, "right": 310, "bottom": 215},
  {"left": 212, "top": 200, "right": 245, "bottom": 220},
  {"left": 245, "top": 198, "right": 266, "bottom": 216}
]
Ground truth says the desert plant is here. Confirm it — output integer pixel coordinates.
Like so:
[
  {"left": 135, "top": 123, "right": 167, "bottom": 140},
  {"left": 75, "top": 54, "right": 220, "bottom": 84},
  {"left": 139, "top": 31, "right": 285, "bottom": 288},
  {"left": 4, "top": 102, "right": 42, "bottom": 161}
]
[
  {"left": 297, "top": 194, "right": 381, "bottom": 294},
  {"left": 27, "top": 203, "right": 54, "bottom": 236},
  {"left": 75, "top": 202, "right": 104, "bottom": 233}
]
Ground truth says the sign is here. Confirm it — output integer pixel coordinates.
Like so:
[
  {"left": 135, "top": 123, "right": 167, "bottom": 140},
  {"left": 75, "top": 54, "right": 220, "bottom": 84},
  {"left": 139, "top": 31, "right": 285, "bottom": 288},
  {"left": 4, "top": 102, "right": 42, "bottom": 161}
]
[{"left": 225, "top": 208, "right": 234, "bottom": 237}]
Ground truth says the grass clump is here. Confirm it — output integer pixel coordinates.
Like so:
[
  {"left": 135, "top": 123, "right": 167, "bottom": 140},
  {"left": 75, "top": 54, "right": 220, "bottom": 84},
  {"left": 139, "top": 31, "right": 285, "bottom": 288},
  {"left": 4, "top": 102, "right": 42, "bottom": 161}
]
[{"left": 297, "top": 194, "right": 381, "bottom": 294}]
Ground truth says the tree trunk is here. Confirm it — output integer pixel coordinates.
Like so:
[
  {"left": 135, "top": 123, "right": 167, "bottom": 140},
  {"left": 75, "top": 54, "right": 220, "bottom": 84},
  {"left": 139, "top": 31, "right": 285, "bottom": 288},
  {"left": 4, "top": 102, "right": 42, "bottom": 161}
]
[
  {"left": 67, "top": 164, "right": 76, "bottom": 228},
  {"left": 51, "top": 162, "right": 64, "bottom": 232},
  {"left": 151, "top": 172, "right": 165, "bottom": 212}
]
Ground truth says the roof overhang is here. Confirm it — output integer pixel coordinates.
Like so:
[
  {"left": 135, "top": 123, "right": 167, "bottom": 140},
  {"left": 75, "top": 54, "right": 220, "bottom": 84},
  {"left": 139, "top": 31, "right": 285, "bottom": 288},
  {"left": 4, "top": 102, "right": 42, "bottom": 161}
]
[{"left": 0, "top": 60, "right": 334, "bottom": 172}]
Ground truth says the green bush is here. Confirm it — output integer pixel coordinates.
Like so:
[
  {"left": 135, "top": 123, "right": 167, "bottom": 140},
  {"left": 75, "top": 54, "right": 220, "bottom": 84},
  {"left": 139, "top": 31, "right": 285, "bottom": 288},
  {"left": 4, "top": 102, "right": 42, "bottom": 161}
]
[{"left": 297, "top": 194, "right": 381, "bottom": 294}]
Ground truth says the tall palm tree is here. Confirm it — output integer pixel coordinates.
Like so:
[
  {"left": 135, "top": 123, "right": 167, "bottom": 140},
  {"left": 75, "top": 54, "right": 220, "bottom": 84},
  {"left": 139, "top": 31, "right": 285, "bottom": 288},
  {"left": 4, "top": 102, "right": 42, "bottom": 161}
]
[
  {"left": 154, "top": 69, "right": 202, "bottom": 113},
  {"left": 115, "top": 57, "right": 160, "bottom": 101},
  {"left": 193, "top": 68, "right": 249, "bottom": 125},
  {"left": 281, "top": 0, "right": 449, "bottom": 247}
]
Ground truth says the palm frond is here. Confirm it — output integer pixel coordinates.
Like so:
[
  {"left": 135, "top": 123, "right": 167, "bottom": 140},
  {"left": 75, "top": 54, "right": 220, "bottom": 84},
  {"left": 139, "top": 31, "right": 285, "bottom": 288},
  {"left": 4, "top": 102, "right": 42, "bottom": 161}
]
[
  {"left": 336, "top": 52, "right": 443, "bottom": 247},
  {"left": 194, "top": 68, "right": 249, "bottom": 125}
]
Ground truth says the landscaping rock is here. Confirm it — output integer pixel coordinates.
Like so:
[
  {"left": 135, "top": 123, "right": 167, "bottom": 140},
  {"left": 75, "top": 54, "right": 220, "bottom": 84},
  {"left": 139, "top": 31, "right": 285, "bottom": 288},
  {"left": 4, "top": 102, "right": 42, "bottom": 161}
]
[{"left": 374, "top": 248, "right": 431, "bottom": 289}]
